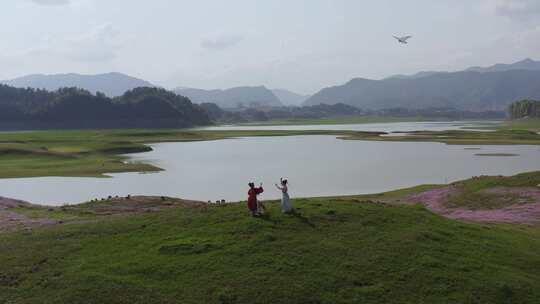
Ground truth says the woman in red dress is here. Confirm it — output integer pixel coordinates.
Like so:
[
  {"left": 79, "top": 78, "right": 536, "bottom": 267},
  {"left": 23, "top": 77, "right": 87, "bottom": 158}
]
[{"left": 248, "top": 182, "right": 264, "bottom": 216}]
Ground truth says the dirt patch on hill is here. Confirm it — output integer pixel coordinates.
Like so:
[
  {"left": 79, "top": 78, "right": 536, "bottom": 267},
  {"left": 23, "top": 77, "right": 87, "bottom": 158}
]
[
  {"left": 62, "top": 196, "right": 205, "bottom": 216},
  {"left": 406, "top": 186, "right": 540, "bottom": 224},
  {"left": 0, "top": 196, "right": 204, "bottom": 233},
  {"left": 0, "top": 197, "right": 57, "bottom": 233},
  {"left": 0, "top": 197, "right": 39, "bottom": 210}
]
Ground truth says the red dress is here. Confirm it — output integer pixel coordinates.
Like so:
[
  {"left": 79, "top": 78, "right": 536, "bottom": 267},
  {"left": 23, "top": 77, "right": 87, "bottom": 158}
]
[{"left": 247, "top": 187, "right": 264, "bottom": 212}]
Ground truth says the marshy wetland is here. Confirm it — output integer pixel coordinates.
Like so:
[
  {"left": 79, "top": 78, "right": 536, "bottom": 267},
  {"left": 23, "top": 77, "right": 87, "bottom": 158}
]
[{"left": 1, "top": 120, "right": 540, "bottom": 205}]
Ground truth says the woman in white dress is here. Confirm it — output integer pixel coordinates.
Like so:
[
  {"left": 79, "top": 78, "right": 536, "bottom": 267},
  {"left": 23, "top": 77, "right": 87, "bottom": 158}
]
[{"left": 275, "top": 178, "right": 292, "bottom": 213}]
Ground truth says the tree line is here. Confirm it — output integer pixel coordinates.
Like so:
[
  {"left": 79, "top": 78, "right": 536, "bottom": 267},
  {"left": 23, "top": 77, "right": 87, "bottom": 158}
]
[
  {"left": 200, "top": 103, "right": 505, "bottom": 124},
  {"left": 199, "top": 102, "right": 365, "bottom": 123},
  {"left": 0, "top": 85, "right": 211, "bottom": 130},
  {"left": 0, "top": 82, "right": 514, "bottom": 130},
  {"left": 508, "top": 99, "right": 540, "bottom": 119}
]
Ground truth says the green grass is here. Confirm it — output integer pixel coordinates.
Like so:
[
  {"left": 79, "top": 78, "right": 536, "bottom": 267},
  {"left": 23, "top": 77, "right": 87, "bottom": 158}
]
[
  {"left": 335, "top": 184, "right": 442, "bottom": 203},
  {"left": 0, "top": 152, "right": 158, "bottom": 178},
  {"left": 9, "top": 207, "right": 81, "bottom": 221},
  {"left": 1, "top": 194, "right": 540, "bottom": 303},
  {"left": 501, "top": 118, "right": 540, "bottom": 132},
  {"left": 348, "top": 129, "right": 540, "bottom": 145}
]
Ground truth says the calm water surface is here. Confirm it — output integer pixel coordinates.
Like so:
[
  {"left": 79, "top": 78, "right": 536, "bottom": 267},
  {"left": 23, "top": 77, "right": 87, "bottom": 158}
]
[{"left": 0, "top": 122, "right": 538, "bottom": 206}]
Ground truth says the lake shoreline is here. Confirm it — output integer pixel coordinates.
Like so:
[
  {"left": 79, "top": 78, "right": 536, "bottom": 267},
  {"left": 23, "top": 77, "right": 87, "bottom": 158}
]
[
  {"left": 2, "top": 121, "right": 540, "bottom": 205},
  {"left": 1, "top": 122, "right": 540, "bottom": 180},
  {"left": 2, "top": 171, "right": 539, "bottom": 231}
]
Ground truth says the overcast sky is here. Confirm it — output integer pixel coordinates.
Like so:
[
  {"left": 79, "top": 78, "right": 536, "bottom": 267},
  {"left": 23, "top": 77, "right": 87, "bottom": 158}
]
[{"left": 1, "top": 0, "right": 539, "bottom": 94}]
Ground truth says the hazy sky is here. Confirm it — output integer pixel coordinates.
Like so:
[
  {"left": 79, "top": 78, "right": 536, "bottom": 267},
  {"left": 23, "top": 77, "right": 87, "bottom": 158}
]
[{"left": 1, "top": 0, "right": 539, "bottom": 94}]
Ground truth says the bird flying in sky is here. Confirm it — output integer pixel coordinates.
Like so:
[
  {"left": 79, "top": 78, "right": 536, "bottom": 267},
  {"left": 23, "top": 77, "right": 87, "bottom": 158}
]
[{"left": 393, "top": 35, "right": 412, "bottom": 44}]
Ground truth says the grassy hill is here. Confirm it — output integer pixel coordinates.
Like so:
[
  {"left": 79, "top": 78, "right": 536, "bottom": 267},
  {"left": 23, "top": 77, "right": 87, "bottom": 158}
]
[
  {"left": 503, "top": 118, "right": 540, "bottom": 132},
  {"left": 1, "top": 173, "right": 540, "bottom": 303}
]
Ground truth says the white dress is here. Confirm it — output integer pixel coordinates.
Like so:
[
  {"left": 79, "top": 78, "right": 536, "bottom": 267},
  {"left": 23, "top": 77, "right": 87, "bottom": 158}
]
[{"left": 279, "top": 185, "right": 292, "bottom": 213}]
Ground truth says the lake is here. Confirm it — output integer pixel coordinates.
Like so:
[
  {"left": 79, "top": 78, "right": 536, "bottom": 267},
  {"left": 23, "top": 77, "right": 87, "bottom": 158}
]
[
  {"left": 200, "top": 120, "right": 500, "bottom": 132},
  {"left": 1, "top": 121, "right": 538, "bottom": 206}
]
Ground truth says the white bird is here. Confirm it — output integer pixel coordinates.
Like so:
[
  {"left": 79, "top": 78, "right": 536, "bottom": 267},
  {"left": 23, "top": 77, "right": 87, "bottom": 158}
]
[{"left": 393, "top": 35, "right": 412, "bottom": 44}]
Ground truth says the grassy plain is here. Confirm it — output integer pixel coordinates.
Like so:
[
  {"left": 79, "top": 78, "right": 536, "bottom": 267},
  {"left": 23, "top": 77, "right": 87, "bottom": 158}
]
[{"left": 501, "top": 118, "right": 540, "bottom": 132}]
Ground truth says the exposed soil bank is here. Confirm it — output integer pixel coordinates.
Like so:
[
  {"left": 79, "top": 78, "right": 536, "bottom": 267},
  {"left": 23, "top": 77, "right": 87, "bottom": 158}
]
[
  {"left": 407, "top": 185, "right": 540, "bottom": 224},
  {"left": 0, "top": 197, "right": 57, "bottom": 233},
  {"left": 0, "top": 196, "right": 203, "bottom": 233}
]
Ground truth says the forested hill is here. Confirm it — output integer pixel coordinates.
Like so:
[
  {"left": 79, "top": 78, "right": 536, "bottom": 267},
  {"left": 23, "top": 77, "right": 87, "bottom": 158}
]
[
  {"left": 0, "top": 85, "right": 211, "bottom": 130},
  {"left": 509, "top": 99, "right": 540, "bottom": 119}
]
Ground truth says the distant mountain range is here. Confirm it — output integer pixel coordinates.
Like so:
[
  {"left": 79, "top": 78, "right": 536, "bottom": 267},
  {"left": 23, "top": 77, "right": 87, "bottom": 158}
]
[
  {"left": 1, "top": 72, "right": 155, "bottom": 97},
  {"left": 174, "top": 86, "right": 283, "bottom": 109},
  {"left": 4, "top": 58, "right": 539, "bottom": 112},
  {"left": 387, "top": 58, "right": 540, "bottom": 80},
  {"left": 304, "top": 58, "right": 540, "bottom": 111},
  {"left": 0, "top": 71, "right": 306, "bottom": 108},
  {"left": 465, "top": 58, "right": 540, "bottom": 73},
  {"left": 271, "top": 89, "right": 310, "bottom": 106}
]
